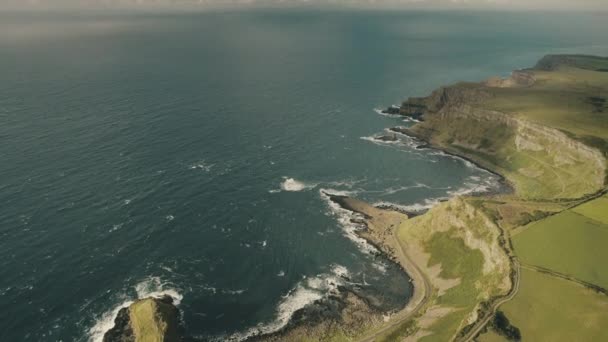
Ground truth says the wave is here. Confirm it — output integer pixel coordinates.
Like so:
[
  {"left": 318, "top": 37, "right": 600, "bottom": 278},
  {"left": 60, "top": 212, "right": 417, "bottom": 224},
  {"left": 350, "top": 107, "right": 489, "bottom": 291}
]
[
  {"left": 374, "top": 175, "right": 499, "bottom": 214},
  {"left": 88, "top": 277, "right": 183, "bottom": 342},
  {"left": 228, "top": 265, "right": 350, "bottom": 341},
  {"left": 279, "top": 177, "right": 318, "bottom": 192},
  {"left": 373, "top": 107, "right": 402, "bottom": 118},
  {"left": 374, "top": 198, "right": 443, "bottom": 213},
  {"left": 326, "top": 177, "right": 367, "bottom": 190},
  {"left": 427, "top": 150, "right": 493, "bottom": 175},
  {"left": 189, "top": 160, "right": 214, "bottom": 172},
  {"left": 447, "top": 175, "right": 499, "bottom": 197},
  {"left": 319, "top": 188, "right": 380, "bottom": 255},
  {"left": 377, "top": 183, "right": 441, "bottom": 196},
  {"left": 402, "top": 116, "right": 421, "bottom": 123},
  {"left": 360, "top": 132, "right": 421, "bottom": 150}
]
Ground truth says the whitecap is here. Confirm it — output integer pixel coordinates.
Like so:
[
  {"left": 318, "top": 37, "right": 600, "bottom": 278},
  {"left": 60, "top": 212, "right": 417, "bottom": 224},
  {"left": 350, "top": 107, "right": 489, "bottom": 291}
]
[
  {"left": 189, "top": 161, "right": 214, "bottom": 172},
  {"left": 88, "top": 298, "right": 134, "bottom": 342},
  {"left": 108, "top": 224, "right": 122, "bottom": 233},
  {"left": 371, "top": 261, "right": 388, "bottom": 274},
  {"left": 280, "top": 177, "right": 317, "bottom": 192},
  {"left": 277, "top": 270, "right": 285, "bottom": 277},
  {"left": 360, "top": 134, "right": 420, "bottom": 150},
  {"left": 229, "top": 265, "right": 349, "bottom": 341},
  {"left": 374, "top": 198, "right": 443, "bottom": 213},
  {"left": 165, "top": 215, "right": 175, "bottom": 222},
  {"left": 134, "top": 277, "right": 183, "bottom": 305},
  {"left": 373, "top": 107, "right": 402, "bottom": 118},
  {"left": 224, "top": 289, "right": 246, "bottom": 295}
]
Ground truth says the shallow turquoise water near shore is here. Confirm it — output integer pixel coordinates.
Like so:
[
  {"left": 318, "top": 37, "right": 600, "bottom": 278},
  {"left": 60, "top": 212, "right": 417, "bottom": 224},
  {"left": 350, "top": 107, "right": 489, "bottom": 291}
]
[{"left": 0, "top": 9, "right": 607, "bottom": 341}]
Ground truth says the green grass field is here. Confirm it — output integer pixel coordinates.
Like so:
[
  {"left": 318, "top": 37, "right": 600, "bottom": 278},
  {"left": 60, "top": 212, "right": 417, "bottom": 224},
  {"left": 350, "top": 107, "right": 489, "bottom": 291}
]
[
  {"left": 477, "top": 329, "right": 508, "bottom": 342},
  {"left": 501, "top": 268, "right": 608, "bottom": 342},
  {"left": 572, "top": 195, "right": 608, "bottom": 224},
  {"left": 513, "top": 201, "right": 608, "bottom": 289}
]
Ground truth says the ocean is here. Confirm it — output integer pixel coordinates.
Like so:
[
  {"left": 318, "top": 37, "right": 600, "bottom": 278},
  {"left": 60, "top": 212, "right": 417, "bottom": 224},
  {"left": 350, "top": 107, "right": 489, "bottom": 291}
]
[{"left": 0, "top": 8, "right": 607, "bottom": 341}]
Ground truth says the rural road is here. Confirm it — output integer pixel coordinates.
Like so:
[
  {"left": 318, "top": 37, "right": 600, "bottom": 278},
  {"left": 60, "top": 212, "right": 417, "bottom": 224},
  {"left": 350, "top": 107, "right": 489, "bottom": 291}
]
[
  {"left": 459, "top": 259, "right": 521, "bottom": 342},
  {"left": 356, "top": 229, "right": 432, "bottom": 342}
]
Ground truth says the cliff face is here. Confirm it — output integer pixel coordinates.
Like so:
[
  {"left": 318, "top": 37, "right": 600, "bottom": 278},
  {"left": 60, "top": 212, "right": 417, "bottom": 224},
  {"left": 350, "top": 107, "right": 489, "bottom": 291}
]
[
  {"left": 401, "top": 82, "right": 607, "bottom": 199},
  {"left": 484, "top": 70, "right": 536, "bottom": 88}
]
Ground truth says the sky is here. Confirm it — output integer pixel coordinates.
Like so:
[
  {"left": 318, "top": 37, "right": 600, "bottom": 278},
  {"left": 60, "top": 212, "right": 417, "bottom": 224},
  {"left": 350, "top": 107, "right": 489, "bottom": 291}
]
[{"left": 0, "top": 0, "right": 606, "bottom": 11}]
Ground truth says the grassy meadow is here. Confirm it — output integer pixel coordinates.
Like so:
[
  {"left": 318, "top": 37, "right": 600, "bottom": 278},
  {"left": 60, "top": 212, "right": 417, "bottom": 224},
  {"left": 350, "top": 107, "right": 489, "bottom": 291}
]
[
  {"left": 500, "top": 268, "right": 608, "bottom": 342},
  {"left": 513, "top": 197, "right": 608, "bottom": 289}
]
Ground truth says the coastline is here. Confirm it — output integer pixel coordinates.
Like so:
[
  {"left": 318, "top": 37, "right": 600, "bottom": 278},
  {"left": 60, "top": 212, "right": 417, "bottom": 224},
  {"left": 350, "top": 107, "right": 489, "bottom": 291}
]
[
  {"left": 100, "top": 54, "right": 608, "bottom": 342},
  {"left": 320, "top": 136, "right": 515, "bottom": 342},
  {"left": 247, "top": 141, "right": 512, "bottom": 342},
  {"left": 388, "top": 126, "right": 514, "bottom": 198},
  {"left": 254, "top": 54, "right": 608, "bottom": 341},
  {"left": 323, "top": 195, "right": 430, "bottom": 342}
]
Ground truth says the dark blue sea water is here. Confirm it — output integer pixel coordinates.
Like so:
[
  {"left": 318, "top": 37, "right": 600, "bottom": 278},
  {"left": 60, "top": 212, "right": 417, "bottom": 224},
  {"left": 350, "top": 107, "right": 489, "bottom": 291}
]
[{"left": 1, "top": 8, "right": 607, "bottom": 341}]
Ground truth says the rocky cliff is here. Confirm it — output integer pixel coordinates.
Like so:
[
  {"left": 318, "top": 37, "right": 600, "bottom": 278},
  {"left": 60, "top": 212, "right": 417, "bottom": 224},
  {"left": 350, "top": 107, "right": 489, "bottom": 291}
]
[
  {"left": 103, "top": 296, "right": 181, "bottom": 342},
  {"left": 397, "top": 72, "right": 607, "bottom": 199}
]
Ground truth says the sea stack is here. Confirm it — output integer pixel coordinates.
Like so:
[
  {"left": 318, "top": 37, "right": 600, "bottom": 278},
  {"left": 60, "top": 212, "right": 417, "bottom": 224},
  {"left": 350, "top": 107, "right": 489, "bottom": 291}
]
[{"left": 103, "top": 295, "right": 181, "bottom": 342}]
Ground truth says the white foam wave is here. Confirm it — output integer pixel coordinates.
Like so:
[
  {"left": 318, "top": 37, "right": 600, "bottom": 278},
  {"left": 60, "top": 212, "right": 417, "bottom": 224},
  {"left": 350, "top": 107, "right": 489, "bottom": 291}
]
[
  {"left": 373, "top": 108, "right": 402, "bottom": 118},
  {"left": 319, "top": 189, "right": 379, "bottom": 255},
  {"left": 189, "top": 160, "right": 214, "bottom": 172},
  {"left": 280, "top": 177, "right": 317, "bottom": 192},
  {"left": 230, "top": 265, "right": 349, "bottom": 341},
  {"left": 375, "top": 198, "right": 443, "bottom": 213},
  {"left": 108, "top": 224, "right": 123, "bottom": 233},
  {"left": 447, "top": 176, "right": 498, "bottom": 197},
  {"left": 360, "top": 134, "right": 420, "bottom": 150},
  {"left": 326, "top": 178, "right": 366, "bottom": 189},
  {"left": 371, "top": 261, "right": 388, "bottom": 274},
  {"left": 402, "top": 116, "right": 421, "bottom": 123},
  {"left": 88, "top": 298, "right": 133, "bottom": 342},
  {"left": 134, "top": 277, "right": 183, "bottom": 305},
  {"left": 88, "top": 277, "right": 183, "bottom": 342},
  {"left": 374, "top": 175, "right": 498, "bottom": 213},
  {"left": 360, "top": 135, "right": 401, "bottom": 147},
  {"left": 428, "top": 150, "right": 488, "bottom": 173}
]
